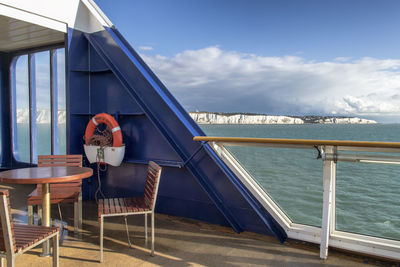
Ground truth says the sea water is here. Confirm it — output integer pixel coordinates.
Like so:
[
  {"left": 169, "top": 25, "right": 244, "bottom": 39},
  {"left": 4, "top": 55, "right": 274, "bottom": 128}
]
[{"left": 200, "top": 124, "right": 400, "bottom": 241}]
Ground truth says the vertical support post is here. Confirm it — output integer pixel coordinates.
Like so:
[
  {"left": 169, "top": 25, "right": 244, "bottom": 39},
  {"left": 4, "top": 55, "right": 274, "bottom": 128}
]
[
  {"left": 78, "top": 192, "right": 82, "bottom": 232},
  {"left": 320, "top": 146, "right": 336, "bottom": 259},
  {"left": 330, "top": 159, "right": 336, "bottom": 236},
  {"left": 41, "top": 183, "right": 51, "bottom": 256},
  {"left": 27, "top": 205, "right": 33, "bottom": 225},
  {"left": 50, "top": 50, "right": 56, "bottom": 155},
  {"left": 151, "top": 211, "right": 155, "bottom": 256},
  {"left": 29, "top": 54, "right": 37, "bottom": 164},
  {"left": 144, "top": 213, "right": 148, "bottom": 243},
  {"left": 37, "top": 205, "right": 42, "bottom": 225},
  {"left": 74, "top": 201, "right": 78, "bottom": 233}
]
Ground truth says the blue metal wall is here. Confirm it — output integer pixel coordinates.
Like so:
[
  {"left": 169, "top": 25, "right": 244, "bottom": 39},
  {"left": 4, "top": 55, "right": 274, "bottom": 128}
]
[
  {"left": 0, "top": 52, "right": 16, "bottom": 170},
  {"left": 0, "top": 53, "right": 8, "bottom": 169},
  {"left": 66, "top": 27, "right": 287, "bottom": 242}
]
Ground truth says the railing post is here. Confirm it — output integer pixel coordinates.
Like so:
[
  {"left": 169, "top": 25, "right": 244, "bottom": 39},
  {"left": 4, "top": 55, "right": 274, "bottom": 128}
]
[{"left": 320, "top": 146, "right": 336, "bottom": 259}]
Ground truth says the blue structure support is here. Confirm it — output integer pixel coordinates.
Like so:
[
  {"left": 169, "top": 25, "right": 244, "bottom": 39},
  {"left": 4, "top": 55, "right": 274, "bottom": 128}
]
[{"left": 67, "top": 26, "right": 287, "bottom": 242}]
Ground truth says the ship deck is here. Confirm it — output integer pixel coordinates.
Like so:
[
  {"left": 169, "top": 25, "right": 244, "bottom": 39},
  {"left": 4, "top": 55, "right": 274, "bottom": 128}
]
[{"left": 4, "top": 184, "right": 393, "bottom": 267}]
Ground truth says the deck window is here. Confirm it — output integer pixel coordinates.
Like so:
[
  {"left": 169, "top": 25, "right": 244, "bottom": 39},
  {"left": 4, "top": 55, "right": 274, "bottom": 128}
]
[{"left": 11, "top": 48, "right": 66, "bottom": 164}]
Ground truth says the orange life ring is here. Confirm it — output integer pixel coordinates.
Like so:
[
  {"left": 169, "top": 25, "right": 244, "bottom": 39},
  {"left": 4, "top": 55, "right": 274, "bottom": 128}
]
[{"left": 85, "top": 113, "right": 123, "bottom": 147}]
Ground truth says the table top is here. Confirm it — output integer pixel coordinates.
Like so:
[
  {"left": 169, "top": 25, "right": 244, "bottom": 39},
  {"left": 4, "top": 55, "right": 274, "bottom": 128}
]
[{"left": 0, "top": 166, "right": 93, "bottom": 184}]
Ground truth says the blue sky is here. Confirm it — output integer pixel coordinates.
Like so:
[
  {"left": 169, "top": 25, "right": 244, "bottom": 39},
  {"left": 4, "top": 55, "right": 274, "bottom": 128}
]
[{"left": 96, "top": 0, "right": 400, "bottom": 122}]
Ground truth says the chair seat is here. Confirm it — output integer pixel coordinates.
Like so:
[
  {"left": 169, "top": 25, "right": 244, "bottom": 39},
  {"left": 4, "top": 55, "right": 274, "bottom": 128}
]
[
  {"left": 13, "top": 224, "right": 59, "bottom": 253},
  {"left": 27, "top": 187, "right": 80, "bottom": 205},
  {"left": 98, "top": 197, "right": 151, "bottom": 218}
]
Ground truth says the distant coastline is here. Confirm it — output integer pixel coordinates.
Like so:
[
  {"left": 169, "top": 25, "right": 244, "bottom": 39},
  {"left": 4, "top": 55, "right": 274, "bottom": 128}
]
[{"left": 189, "top": 112, "right": 377, "bottom": 124}]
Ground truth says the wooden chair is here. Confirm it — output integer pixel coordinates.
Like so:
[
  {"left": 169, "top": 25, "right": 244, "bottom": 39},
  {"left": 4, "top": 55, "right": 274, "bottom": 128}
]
[
  {"left": 0, "top": 190, "right": 59, "bottom": 267},
  {"left": 98, "top": 161, "right": 162, "bottom": 262},
  {"left": 27, "top": 155, "right": 83, "bottom": 233}
]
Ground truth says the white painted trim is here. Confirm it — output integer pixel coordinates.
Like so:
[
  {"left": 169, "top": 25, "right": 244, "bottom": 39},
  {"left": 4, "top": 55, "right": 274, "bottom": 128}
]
[
  {"left": 338, "top": 146, "right": 400, "bottom": 153},
  {"left": 82, "top": 0, "right": 113, "bottom": 28},
  {"left": 0, "top": 3, "right": 67, "bottom": 33},
  {"left": 320, "top": 146, "right": 335, "bottom": 259},
  {"left": 210, "top": 141, "right": 400, "bottom": 261},
  {"left": 330, "top": 231, "right": 400, "bottom": 261},
  {"left": 287, "top": 224, "right": 321, "bottom": 244}
]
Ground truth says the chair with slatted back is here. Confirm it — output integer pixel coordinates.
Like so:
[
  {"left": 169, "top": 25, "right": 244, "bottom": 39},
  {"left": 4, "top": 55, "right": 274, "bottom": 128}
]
[
  {"left": 98, "top": 161, "right": 162, "bottom": 262},
  {"left": 27, "top": 155, "right": 83, "bottom": 233},
  {"left": 0, "top": 190, "right": 59, "bottom": 267}
]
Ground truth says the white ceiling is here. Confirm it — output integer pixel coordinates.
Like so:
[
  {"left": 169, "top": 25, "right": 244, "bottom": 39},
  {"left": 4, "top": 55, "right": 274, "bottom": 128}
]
[{"left": 0, "top": 15, "right": 65, "bottom": 52}]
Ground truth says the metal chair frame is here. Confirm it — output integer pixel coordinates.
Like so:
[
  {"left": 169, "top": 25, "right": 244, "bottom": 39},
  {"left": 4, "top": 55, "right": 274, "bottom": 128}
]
[
  {"left": 0, "top": 190, "right": 59, "bottom": 267},
  {"left": 98, "top": 161, "right": 162, "bottom": 262},
  {"left": 27, "top": 155, "right": 83, "bottom": 233}
]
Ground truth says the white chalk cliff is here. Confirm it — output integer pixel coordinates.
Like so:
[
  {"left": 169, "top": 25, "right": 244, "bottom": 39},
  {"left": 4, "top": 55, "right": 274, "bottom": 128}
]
[
  {"left": 189, "top": 112, "right": 377, "bottom": 124},
  {"left": 16, "top": 109, "right": 66, "bottom": 124}
]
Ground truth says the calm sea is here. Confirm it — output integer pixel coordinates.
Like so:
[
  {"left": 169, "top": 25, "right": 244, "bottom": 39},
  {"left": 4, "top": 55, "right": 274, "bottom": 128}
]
[{"left": 200, "top": 124, "right": 400, "bottom": 241}]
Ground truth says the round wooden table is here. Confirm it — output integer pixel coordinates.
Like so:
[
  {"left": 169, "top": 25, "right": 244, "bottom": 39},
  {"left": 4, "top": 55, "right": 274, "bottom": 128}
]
[{"left": 0, "top": 166, "right": 93, "bottom": 255}]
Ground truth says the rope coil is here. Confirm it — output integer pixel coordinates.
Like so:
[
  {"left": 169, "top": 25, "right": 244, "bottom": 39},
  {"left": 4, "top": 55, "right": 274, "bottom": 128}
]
[
  {"left": 87, "top": 127, "right": 113, "bottom": 148},
  {"left": 84, "top": 127, "right": 113, "bottom": 203}
]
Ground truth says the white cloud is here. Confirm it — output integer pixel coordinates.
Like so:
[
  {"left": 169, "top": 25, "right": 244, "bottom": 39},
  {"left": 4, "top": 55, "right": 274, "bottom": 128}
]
[
  {"left": 139, "top": 46, "right": 153, "bottom": 51},
  {"left": 141, "top": 46, "right": 400, "bottom": 119}
]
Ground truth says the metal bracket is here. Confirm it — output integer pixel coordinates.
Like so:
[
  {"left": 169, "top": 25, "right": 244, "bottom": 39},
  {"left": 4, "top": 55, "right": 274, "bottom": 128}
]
[
  {"left": 314, "top": 145, "right": 322, "bottom": 159},
  {"left": 333, "top": 146, "right": 338, "bottom": 163}
]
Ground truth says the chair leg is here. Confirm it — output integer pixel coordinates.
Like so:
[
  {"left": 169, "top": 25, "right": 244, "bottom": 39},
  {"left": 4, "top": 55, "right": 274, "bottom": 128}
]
[
  {"left": 144, "top": 213, "right": 148, "bottom": 242},
  {"left": 28, "top": 205, "right": 33, "bottom": 225},
  {"left": 6, "top": 255, "right": 14, "bottom": 267},
  {"left": 74, "top": 201, "right": 78, "bottom": 233},
  {"left": 78, "top": 192, "right": 82, "bottom": 231},
  {"left": 151, "top": 211, "right": 155, "bottom": 256},
  {"left": 123, "top": 216, "right": 133, "bottom": 248},
  {"left": 37, "top": 205, "right": 42, "bottom": 225},
  {"left": 100, "top": 216, "right": 104, "bottom": 263},
  {"left": 0, "top": 257, "right": 4, "bottom": 267},
  {"left": 52, "top": 233, "right": 59, "bottom": 267},
  {"left": 57, "top": 204, "right": 63, "bottom": 222}
]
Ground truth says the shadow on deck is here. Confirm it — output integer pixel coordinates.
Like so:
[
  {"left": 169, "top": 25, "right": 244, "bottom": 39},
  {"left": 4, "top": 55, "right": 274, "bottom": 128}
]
[{"left": 1, "top": 184, "right": 395, "bottom": 266}]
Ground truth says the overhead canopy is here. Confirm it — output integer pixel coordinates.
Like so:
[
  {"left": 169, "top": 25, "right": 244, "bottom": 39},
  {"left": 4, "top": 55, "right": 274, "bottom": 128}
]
[{"left": 0, "top": 15, "right": 65, "bottom": 52}]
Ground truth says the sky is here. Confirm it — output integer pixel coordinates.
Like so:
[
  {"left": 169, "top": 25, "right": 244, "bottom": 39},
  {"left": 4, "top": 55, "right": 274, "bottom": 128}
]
[{"left": 95, "top": 0, "right": 400, "bottom": 122}]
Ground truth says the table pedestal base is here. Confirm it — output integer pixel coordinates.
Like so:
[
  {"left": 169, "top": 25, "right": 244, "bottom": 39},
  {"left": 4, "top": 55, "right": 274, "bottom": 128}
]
[{"left": 41, "top": 183, "right": 51, "bottom": 256}]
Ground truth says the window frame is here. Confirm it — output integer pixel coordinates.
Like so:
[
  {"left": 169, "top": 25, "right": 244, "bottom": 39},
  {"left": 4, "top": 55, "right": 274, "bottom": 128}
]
[{"left": 10, "top": 43, "right": 67, "bottom": 164}]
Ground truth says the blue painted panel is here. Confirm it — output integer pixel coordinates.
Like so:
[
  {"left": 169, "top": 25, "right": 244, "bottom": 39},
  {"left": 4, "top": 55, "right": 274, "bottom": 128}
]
[
  {"left": 67, "top": 27, "right": 287, "bottom": 242},
  {"left": 90, "top": 72, "right": 143, "bottom": 115},
  {"left": 69, "top": 115, "right": 89, "bottom": 155},
  {"left": 118, "top": 115, "right": 180, "bottom": 161},
  {"left": 156, "top": 196, "right": 229, "bottom": 226},
  {"left": 91, "top": 162, "right": 230, "bottom": 226},
  {"left": 89, "top": 45, "right": 109, "bottom": 72},
  {"left": 68, "top": 29, "right": 89, "bottom": 71},
  {"left": 69, "top": 71, "right": 90, "bottom": 114}
]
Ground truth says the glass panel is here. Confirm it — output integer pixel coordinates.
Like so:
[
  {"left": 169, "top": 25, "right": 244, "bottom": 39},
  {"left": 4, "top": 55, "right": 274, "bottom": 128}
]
[
  {"left": 13, "top": 55, "right": 30, "bottom": 162},
  {"left": 34, "top": 51, "right": 51, "bottom": 156},
  {"left": 336, "top": 162, "right": 400, "bottom": 241},
  {"left": 227, "top": 145, "right": 322, "bottom": 226},
  {"left": 201, "top": 124, "right": 323, "bottom": 226},
  {"left": 55, "top": 48, "right": 66, "bottom": 155},
  {"left": 201, "top": 124, "right": 400, "bottom": 235}
]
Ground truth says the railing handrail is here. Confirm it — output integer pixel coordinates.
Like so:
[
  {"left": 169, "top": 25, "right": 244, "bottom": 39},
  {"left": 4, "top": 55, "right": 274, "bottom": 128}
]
[
  {"left": 193, "top": 136, "right": 400, "bottom": 148},
  {"left": 195, "top": 135, "right": 400, "bottom": 260}
]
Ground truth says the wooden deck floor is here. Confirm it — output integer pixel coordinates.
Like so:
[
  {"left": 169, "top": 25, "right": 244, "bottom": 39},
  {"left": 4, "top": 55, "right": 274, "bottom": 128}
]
[{"left": 2, "top": 184, "right": 396, "bottom": 267}]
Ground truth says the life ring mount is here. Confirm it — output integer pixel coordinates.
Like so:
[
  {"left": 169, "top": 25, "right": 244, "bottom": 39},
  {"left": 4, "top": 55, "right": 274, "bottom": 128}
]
[{"left": 84, "top": 113, "right": 123, "bottom": 147}]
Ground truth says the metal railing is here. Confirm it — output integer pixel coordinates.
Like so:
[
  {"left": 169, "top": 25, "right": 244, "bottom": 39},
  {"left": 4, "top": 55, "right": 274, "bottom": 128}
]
[{"left": 194, "top": 136, "right": 400, "bottom": 260}]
